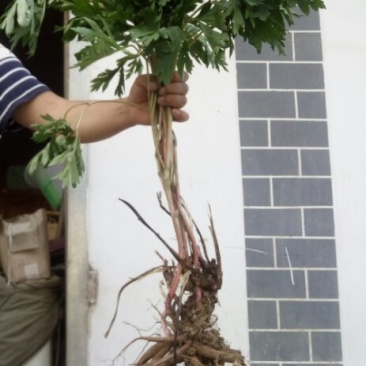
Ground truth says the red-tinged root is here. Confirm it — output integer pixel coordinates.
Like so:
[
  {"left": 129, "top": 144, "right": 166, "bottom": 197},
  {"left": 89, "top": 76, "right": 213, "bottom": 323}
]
[{"left": 112, "top": 200, "right": 247, "bottom": 366}]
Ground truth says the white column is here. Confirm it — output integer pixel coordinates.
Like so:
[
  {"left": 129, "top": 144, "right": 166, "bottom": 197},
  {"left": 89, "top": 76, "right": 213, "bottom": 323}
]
[{"left": 321, "top": 1, "right": 366, "bottom": 364}]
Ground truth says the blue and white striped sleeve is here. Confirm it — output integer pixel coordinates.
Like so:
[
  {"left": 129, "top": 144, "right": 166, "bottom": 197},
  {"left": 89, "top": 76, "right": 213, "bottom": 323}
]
[{"left": 0, "top": 44, "right": 49, "bottom": 133}]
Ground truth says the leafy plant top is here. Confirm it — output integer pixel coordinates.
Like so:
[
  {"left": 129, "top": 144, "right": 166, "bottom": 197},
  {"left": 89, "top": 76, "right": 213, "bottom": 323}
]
[
  {"left": 1, "top": 0, "right": 325, "bottom": 95},
  {"left": 0, "top": 0, "right": 325, "bottom": 187}
]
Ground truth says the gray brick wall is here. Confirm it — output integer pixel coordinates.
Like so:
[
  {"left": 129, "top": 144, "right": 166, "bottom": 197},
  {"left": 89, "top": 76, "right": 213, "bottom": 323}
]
[{"left": 235, "top": 10, "right": 343, "bottom": 366}]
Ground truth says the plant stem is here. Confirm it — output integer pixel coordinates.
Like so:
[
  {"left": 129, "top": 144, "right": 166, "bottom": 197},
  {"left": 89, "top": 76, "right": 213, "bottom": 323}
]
[{"left": 148, "top": 58, "right": 203, "bottom": 333}]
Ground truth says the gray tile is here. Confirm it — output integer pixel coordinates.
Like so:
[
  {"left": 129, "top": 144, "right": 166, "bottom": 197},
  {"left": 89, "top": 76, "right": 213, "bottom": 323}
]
[
  {"left": 280, "top": 301, "right": 341, "bottom": 329},
  {"left": 312, "top": 332, "right": 343, "bottom": 361},
  {"left": 242, "top": 149, "right": 299, "bottom": 176},
  {"left": 245, "top": 209, "right": 302, "bottom": 236},
  {"left": 249, "top": 331, "right": 309, "bottom": 361},
  {"left": 276, "top": 239, "right": 337, "bottom": 268},
  {"left": 248, "top": 364, "right": 280, "bottom": 366},
  {"left": 238, "top": 91, "right": 296, "bottom": 118},
  {"left": 247, "top": 270, "right": 306, "bottom": 298},
  {"left": 301, "top": 150, "right": 331, "bottom": 176},
  {"left": 235, "top": 35, "right": 293, "bottom": 61},
  {"left": 246, "top": 238, "right": 274, "bottom": 267},
  {"left": 308, "top": 270, "right": 339, "bottom": 299},
  {"left": 297, "top": 92, "right": 327, "bottom": 119},
  {"left": 237, "top": 63, "right": 267, "bottom": 89},
  {"left": 271, "top": 121, "right": 329, "bottom": 147},
  {"left": 291, "top": 10, "right": 321, "bottom": 31},
  {"left": 248, "top": 300, "right": 278, "bottom": 329},
  {"left": 243, "top": 178, "right": 271, "bottom": 206},
  {"left": 295, "top": 33, "right": 323, "bottom": 61},
  {"left": 286, "top": 364, "right": 342, "bottom": 366},
  {"left": 272, "top": 178, "right": 333, "bottom": 206},
  {"left": 240, "top": 120, "right": 268, "bottom": 147},
  {"left": 270, "top": 63, "right": 324, "bottom": 90},
  {"left": 304, "top": 208, "right": 335, "bottom": 237}
]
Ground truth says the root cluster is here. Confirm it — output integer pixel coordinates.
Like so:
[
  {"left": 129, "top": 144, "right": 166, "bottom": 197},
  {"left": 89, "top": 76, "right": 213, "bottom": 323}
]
[
  {"left": 132, "top": 283, "right": 246, "bottom": 366},
  {"left": 106, "top": 199, "right": 247, "bottom": 366}
]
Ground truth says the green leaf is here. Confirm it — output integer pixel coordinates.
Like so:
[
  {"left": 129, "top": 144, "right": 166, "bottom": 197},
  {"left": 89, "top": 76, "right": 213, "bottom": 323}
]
[
  {"left": 16, "top": 0, "right": 31, "bottom": 27},
  {"left": 176, "top": 42, "right": 193, "bottom": 78},
  {"left": 297, "top": 0, "right": 311, "bottom": 15},
  {"left": 130, "top": 27, "right": 160, "bottom": 46},
  {"left": 91, "top": 68, "right": 120, "bottom": 93},
  {"left": 28, "top": 116, "right": 85, "bottom": 188},
  {"left": 199, "top": 22, "right": 228, "bottom": 52},
  {"left": 0, "top": 0, "right": 46, "bottom": 55},
  {"left": 153, "top": 43, "right": 180, "bottom": 85}
]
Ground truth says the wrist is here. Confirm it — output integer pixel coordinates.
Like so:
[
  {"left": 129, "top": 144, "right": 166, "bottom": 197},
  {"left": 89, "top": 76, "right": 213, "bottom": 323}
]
[
  {"left": 118, "top": 97, "right": 138, "bottom": 128},
  {"left": 124, "top": 96, "right": 150, "bottom": 126}
]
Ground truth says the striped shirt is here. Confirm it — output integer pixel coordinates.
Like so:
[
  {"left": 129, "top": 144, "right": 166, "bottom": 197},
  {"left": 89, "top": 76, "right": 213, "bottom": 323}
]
[{"left": 0, "top": 44, "right": 49, "bottom": 134}]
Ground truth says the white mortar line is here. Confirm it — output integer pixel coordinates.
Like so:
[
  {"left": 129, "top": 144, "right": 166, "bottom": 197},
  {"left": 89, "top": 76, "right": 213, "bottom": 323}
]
[
  {"left": 301, "top": 207, "right": 306, "bottom": 237},
  {"left": 273, "top": 238, "right": 278, "bottom": 268},
  {"left": 309, "top": 331, "right": 313, "bottom": 361},
  {"left": 305, "top": 269, "right": 310, "bottom": 299},
  {"left": 269, "top": 176, "right": 274, "bottom": 207},
  {"left": 292, "top": 31, "right": 296, "bottom": 61},
  {"left": 285, "top": 246, "right": 295, "bottom": 285}
]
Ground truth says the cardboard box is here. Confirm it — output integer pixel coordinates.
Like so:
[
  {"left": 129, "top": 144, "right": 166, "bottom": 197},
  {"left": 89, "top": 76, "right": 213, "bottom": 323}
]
[
  {"left": 47, "top": 211, "right": 60, "bottom": 241},
  {"left": 0, "top": 208, "right": 51, "bottom": 283}
]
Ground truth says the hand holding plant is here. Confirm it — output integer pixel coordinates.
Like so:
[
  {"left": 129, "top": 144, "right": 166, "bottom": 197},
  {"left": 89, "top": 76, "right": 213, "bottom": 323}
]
[{"left": 127, "top": 72, "right": 189, "bottom": 126}]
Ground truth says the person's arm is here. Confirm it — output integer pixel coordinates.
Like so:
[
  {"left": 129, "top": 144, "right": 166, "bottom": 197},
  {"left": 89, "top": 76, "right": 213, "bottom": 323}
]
[
  {"left": 0, "top": 43, "right": 188, "bottom": 142},
  {"left": 0, "top": 44, "right": 50, "bottom": 134},
  {"left": 12, "top": 73, "right": 189, "bottom": 143}
]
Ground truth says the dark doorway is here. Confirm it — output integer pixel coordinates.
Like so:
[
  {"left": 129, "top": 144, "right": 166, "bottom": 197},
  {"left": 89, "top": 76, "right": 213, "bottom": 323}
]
[
  {"left": 0, "top": 6, "right": 66, "bottom": 366},
  {"left": 0, "top": 7, "right": 64, "bottom": 192}
]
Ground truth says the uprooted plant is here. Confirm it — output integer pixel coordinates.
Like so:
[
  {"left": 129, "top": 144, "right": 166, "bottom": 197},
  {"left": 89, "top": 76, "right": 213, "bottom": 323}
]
[
  {"left": 1, "top": 0, "right": 326, "bottom": 364},
  {"left": 104, "top": 196, "right": 244, "bottom": 365}
]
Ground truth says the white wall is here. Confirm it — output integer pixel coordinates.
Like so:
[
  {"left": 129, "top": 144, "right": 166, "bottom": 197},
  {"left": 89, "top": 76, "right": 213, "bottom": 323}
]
[
  {"left": 321, "top": 1, "right": 366, "bottom": 364},
  {"left": 77, "top": 57, "right": 248, "bottom": 364}
]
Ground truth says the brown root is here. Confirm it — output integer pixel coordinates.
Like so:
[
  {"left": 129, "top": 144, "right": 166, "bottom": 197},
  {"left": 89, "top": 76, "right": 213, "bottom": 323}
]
[
  {"left": 125, "top": 290, "right": 246, "bottom": 366},
  {"left": 112, "top": 200, "right": 247, "bottom": 366}
]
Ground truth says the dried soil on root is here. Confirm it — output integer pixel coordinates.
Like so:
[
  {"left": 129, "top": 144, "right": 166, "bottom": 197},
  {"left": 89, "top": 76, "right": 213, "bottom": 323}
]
[{"left": 134, "top": 282, "right": 246, "bottom": 366}]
